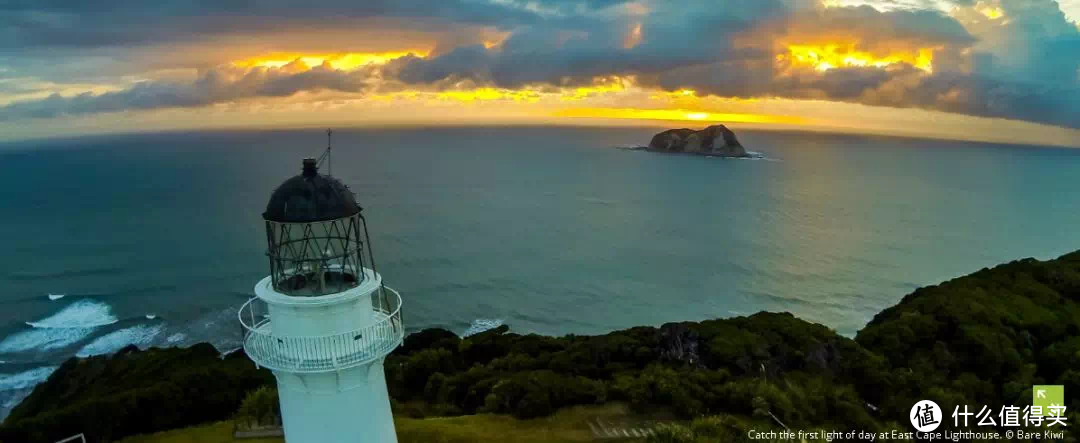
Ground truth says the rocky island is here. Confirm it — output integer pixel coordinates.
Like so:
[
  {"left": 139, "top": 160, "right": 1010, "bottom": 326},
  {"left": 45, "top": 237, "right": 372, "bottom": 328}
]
[{"left": 645, "top": 124, "right": 748, "bottom": 157}]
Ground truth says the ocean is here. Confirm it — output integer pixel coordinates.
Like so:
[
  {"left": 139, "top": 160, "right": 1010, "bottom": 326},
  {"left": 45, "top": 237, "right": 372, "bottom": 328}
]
[{"left": 1, "top": 126, "right": 1079, "bottom": 419}]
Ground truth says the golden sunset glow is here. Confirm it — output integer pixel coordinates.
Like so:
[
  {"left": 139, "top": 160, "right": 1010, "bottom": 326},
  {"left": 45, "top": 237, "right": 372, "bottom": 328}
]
[
  {"left": 560, "top": 77, "right": 633, "bottom": 101},
  {"left": 556, "top": 107, "right": 811, "bottom": 125},
  {"left": 976, "top": 4, "right": 1006, "bottom": 20},
  {"left": 2, "top": 0, "right": 1078, "bottom": 148},
  {"left": 236, "top": 51, "right": 427, "bottom": 70},
  {"left": 784, "top": 44, "right": 935, "bottom": 73},
  {"left": 375, "top": 88, "right": 544, "bottom": 104},
  {"left": 435, "top": 88, "right": 541, "bottom": 103}
]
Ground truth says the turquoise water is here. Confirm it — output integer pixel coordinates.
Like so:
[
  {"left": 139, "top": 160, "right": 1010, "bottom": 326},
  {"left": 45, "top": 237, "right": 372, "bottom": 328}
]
[{"left": 1, "top": 126, "right": 1079, "bottom": 417}]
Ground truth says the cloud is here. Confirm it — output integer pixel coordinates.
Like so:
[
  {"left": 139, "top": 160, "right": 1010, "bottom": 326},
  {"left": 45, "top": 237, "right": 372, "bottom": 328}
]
[
  {"left": 776, "top": 4, "right": 977, "bottom": 49},
  {"left": 0, "top": 62, "right": 382, "bottom": 120},
  {"left": 1, "top": 0, "right": 1078, "bottom": 130},
  {"left": 379, "top": 0, "right": 1080, "bottom": 127},
  {"left": 388, "top": 0, "right": 787, "bottom": 88},
  {"left": 0, "top": 2, "right": 508, "bottom": 50},
  {"left": 385, "top": 2, "right": 955, "bottom": 90}
]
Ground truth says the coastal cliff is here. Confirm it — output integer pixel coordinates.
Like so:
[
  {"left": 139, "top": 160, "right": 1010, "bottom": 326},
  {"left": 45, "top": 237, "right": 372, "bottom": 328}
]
[
  {"left": 5, "top": 251, "right": 1080, "bottom": 442},
  {"left": 647, "top": 125, "right": 747, "bottom": 157}
]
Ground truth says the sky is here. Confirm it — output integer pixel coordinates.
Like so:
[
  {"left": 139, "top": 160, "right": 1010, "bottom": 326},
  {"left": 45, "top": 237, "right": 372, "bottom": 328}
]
[{"left": 1, "top": 0, "right": 1079, "bottom": 146}]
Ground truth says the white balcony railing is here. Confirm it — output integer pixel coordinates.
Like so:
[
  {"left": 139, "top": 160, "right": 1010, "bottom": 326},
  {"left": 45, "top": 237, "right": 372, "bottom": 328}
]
[{"left": 238, "top": 287, "right": 403, "bottom": 373}]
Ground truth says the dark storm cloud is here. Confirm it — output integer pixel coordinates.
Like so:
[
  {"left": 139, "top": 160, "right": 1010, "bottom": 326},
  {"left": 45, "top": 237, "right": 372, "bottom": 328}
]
[
  {"left": 651, "top": 61, "right": 1080, "bottom": 128},
  {"left": 776, "top": 5, "right": 977, "bottom": 48},
  {"left": 391, "top": 0, "right": 789, "bottom": 88},
  {"left": 0, "top": 0, "right": 638, "bottom": 51},
  {"left": 384, "top": 0, "right": 1080, "bottom": 128},
  {"left": 386, "top": 0, "right": 968, "bottom": 89},
  {"left": 383, "top": 0, "right": 1075, "bottom": 128},
  {"left": 632, "top": 0, "right": 1080, "bottom": 129}
]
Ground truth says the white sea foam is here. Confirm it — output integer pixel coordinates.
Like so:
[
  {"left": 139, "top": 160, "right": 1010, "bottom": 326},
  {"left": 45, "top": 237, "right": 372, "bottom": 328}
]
[
  {"left": 165, "top": 333, "right": 187, "bottom": 345},
  {"left": 0, "top": 327, "right": 96, "bottom": 353},
  {"left": 463, "top": 318, "right": 504, "bottom": 337},
  {"left": 220, "top": 347, "right": 242, "bottom": 359},
  {"left": 145, "top": 314, "right": 157, "bottom": 320},
  {"left": 26, "top": 299, "right": 118, "bottom": 329},
  {"left": 47, "top": 293, "right": 66, "bottom": 301},
  {"left": 76, "top": 324, "right": 163, "bottom": 358},
  {"left": 0, "top": 366, "right": 58, "bottom": 392},
  {"left": 739, "top": 151, "right": 781, "bottom": 161}
]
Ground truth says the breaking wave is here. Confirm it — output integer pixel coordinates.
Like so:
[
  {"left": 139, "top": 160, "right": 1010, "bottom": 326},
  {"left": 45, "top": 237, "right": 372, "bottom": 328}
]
[
  {"left": 0, "top": 366, "right": 60, "bottom": 420},
  {"left": 463, "top": 318, "right": 504, "bottom": 337},
  {"left": 0, "top": 366, "right": 58, "bottom": 392},
  {"left": 47, "top": 293, "right": 65, "bottom": 301},
  {"left": 0, "top": 300, "right": 127, "bottom": 354},
  {"left": 165, "top": 333, "right": 187, "bottom": 345},
  {"left": 0, "top": 327, "right": 96, "bottom": 353},
  {"left": 25, "top": 299, "right": 118, "bottom": 329},
  {"left": 75, "top": 324, "right": 164, "bottom": 358}
]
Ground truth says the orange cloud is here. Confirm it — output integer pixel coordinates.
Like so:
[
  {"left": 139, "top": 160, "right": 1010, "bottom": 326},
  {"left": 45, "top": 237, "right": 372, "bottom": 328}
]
[
  {"left": 235, "top": 51, "right": 428, "bottom": 70},
  {"left": 782, "top": 44, "right": 935, "bottom": 73}
]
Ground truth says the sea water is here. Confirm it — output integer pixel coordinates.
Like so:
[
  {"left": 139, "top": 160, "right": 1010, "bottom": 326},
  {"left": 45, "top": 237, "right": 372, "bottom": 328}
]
[{"left": 1, "top": 126, "right": 1079, "bottom": 419}]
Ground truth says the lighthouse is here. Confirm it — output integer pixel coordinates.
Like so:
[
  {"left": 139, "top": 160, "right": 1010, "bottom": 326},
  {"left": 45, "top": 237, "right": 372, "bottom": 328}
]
[{"left": 239, "top": 157, "right": 403, "bottom": 443}]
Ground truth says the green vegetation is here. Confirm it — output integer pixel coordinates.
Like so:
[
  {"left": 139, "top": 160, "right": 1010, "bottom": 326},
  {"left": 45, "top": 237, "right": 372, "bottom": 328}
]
[
  {"left": 234, "top": 386, "right": 280, "bottom": 428},
  {"left": 385, "top": 311, "right": 884, "bottom": 431},
  {"left": 856, "top": 253, "right": 1080, "bottom": 433},
  {"left": 393, "top": 404, "right": 628, "bottom": 443},
  {"left": 115, "top": 421, "right": 280, "bottom": 443},
  {"left": 117, "top": 405, "right": 631, "bottom": 443},
  {"left": 0, "top": 344, "right": 273, "bottom": 443},
  {"left": 5, "top": 251, "right": 1080, "bottom": 442},
  {"left": 646, "top": 416, "right": 763, "bottom": 443}
]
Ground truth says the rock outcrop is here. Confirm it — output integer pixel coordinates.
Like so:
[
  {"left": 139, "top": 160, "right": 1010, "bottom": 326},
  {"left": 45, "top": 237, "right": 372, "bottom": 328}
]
[
  {"left": 657, "top": 322, "right": 703, "bottom": 367},
  {"left": 647, "top": 124, "right": 747, "bottom": 157}
]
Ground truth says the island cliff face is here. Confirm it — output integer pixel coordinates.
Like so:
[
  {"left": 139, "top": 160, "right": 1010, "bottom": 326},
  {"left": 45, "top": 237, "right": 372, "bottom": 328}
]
[{"left": 648, "top": 124, "right": 747, "bottom": 157}]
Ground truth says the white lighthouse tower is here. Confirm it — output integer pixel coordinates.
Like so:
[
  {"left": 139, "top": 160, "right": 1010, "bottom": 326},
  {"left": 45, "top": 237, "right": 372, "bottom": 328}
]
[{"left": 239, "top": 157, "right": 403, "bottom": 443}]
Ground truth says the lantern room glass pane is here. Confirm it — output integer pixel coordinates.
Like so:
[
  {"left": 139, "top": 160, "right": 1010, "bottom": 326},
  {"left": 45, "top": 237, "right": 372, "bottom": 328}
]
[{"left": 266, "top": 214, "right": 366, "bottom": 296}]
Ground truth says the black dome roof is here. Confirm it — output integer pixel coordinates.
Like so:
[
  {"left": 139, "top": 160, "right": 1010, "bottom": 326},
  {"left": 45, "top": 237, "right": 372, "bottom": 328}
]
[{"left": 263, "top": 159, "right": 360, "bottom": 223}]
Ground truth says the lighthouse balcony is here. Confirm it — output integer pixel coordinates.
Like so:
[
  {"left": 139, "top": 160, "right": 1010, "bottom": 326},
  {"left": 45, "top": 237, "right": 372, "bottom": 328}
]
[{"left": 238, "top": 287, "right": 403, "bottom": 373}]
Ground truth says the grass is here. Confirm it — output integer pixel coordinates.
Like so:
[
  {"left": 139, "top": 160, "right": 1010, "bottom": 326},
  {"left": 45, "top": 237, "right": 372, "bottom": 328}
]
[
  {"left": 115, "top": 421, "right": 279, "bottom": 443},
  {"left": 116, "top": 404, "right": 648, "bottom": 443}
]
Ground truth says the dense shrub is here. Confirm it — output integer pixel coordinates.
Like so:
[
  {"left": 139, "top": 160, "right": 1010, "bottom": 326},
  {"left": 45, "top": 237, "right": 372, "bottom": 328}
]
[
  {"left": 235, "top": 386, "right": 280, "bottom": 426},
  {"left": 484, "top": 370, "right": 606, "bottom": 418},
  {"left": 0, "top": 345, "right": 272, "bottom": 442},
  {"left": 8, "top": 251, "right": 1080, "bottom": 439},
  {"left": 857, "top": 252, "right": 1080, "bottom": 424}
]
